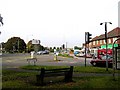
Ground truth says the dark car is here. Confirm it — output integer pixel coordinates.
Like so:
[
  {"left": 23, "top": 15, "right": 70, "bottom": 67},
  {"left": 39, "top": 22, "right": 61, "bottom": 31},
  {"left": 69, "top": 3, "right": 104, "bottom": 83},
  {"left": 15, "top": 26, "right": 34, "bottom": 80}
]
[{"left": 90, "top": 55, "right": 113, "bottom": 67}]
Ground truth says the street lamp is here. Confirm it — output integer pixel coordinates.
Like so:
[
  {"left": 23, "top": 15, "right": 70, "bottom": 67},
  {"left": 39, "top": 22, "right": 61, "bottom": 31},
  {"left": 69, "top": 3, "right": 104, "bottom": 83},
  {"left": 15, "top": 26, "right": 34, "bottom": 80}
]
[{"left": 100, "top": 22, "right": 112, "bottom": 71}]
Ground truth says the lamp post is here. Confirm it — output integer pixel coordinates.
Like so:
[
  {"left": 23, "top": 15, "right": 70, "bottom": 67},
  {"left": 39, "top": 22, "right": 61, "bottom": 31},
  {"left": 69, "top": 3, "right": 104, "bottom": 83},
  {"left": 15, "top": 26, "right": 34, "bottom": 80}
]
[{"left": 100, "top": 22, "right": 112, "bottom": 71}]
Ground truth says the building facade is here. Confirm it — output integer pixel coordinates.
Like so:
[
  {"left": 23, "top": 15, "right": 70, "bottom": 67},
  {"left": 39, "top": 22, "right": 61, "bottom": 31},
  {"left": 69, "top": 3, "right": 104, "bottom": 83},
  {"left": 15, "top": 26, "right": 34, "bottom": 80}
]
[{"left": 89, "top": 27, "right": 120, "bottom": 49}]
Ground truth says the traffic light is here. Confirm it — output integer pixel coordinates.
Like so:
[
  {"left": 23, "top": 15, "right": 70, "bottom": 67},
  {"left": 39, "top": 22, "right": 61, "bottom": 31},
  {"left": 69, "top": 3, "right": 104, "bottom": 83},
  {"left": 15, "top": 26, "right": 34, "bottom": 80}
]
[{"left": 85, "top": 32, "right": 92, "bottom": 44}]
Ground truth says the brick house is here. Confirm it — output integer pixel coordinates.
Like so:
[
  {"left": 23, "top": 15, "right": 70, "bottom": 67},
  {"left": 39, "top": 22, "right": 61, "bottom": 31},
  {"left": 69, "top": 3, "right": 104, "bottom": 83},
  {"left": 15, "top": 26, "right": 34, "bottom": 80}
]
[{"left": 89, "top": 27, "right": 120, "bottom": 49}]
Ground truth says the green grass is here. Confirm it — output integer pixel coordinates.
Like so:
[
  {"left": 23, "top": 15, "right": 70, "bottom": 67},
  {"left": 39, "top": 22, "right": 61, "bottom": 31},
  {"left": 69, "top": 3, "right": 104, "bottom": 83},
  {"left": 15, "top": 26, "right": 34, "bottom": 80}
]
[
  {"left": 2, "top": 65, "right": 120, "bottom": 89},
  {"left": 2, "top": 69, "right": 120, "bottom": 89},
  {"left": 2, "top": 70, "right": 37, "bottom": 88},
  {"left": 21, "top": 65, "right": 69, "bottom": 71},
  {"left": 21, "top": 65, "right": 120, "bottom": 73},
  {"left": 58, "top": 53, "right": 73, "bottom": 58}
]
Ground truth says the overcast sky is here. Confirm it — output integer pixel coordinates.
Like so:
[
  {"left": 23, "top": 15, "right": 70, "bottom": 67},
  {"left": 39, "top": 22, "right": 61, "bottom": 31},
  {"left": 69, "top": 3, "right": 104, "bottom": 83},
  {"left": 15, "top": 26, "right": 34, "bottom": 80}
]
[{"left": 0, "top": 0, "right": 119, "bottom": 48}]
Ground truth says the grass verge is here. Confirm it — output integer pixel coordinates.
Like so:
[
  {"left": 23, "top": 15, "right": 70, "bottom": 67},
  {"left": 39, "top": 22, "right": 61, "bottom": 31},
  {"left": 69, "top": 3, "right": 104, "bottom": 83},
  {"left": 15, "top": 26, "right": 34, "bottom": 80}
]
[
  {"left": 58, "top": 53, "right": 73, "bottom": 58},
  {"left": 20, "top": 65, "right": 120, "bottom": 73},
  {"left": 2, "top": 69, "right": 120, "bottom": 89}
]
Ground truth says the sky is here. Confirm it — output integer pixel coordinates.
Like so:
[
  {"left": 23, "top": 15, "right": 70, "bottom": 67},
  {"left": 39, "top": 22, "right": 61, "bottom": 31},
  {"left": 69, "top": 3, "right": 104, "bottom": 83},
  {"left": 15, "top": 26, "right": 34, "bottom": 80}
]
[{"left": 0, "top": 0, "right": 119, "bottom": 48}]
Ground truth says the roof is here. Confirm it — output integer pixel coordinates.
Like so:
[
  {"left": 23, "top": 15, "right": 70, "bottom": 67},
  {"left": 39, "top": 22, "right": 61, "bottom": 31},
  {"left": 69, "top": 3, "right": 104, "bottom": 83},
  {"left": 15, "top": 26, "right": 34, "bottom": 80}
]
[{"left": 92, "top": 27, "right": 120, "bottom": 41}]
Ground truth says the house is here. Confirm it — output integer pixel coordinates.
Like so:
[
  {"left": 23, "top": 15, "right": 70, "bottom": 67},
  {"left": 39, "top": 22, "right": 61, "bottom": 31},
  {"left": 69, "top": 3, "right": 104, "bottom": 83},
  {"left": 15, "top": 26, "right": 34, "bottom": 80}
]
[{"left": 89, "top": 27, "right": 120, "bottom": 49}]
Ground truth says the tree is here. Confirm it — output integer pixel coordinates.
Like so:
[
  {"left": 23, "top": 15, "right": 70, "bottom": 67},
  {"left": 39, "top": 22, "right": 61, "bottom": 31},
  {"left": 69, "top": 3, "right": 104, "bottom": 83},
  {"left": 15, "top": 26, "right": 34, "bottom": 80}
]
[
  {"left": 49, "top": 47, "right": 54, "bottom": 52},
  {"left": 0, "top": 42, "right": 5, "bottom": 53},
  {"left": 26, "top": 40, "right": 34, "bottom": 53},
  {"left": 56, "top": 47, "right": 60, "bottom": 51},
  {"left": 74, "top": 46, "right": 82, "bottom": 50},
  {"left": 0, "top": 14, "right": 4, "bottom": 26},
  {"left": 39, "top": 45, "right": 45, "bottom": 51},
  {"left": 53, "top": 47, "right": 56, "bottom": 49},
  {"left": 5, "top": 37, "right": 26, "bottom": 53},
  {"left": 60, "top": 47, "right": 62, "bottom": 50}
]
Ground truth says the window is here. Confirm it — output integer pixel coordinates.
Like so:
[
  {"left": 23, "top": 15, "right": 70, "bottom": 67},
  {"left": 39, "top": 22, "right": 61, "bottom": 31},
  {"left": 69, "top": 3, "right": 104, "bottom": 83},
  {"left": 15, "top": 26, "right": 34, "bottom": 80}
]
[
  {"left": 100, "top": 40, "right": 102, "bottom": 44},
  {"left": 113, "top": 38, "right": 118, "bottom": 43},
  {"left": 104, "top": 40, "right": 106, "bottom": 44},
  {"left": 96, "top": 41, "right": 99, "bottom": 45},
  {"left": 89, "top": 42, "right": 91, "bottom": 47},
  {"left": 93, "top": 41, "right": 95, "bottom": 45},
  {"left": 108, "top": 39, "right": 111, "bottom": 43}
]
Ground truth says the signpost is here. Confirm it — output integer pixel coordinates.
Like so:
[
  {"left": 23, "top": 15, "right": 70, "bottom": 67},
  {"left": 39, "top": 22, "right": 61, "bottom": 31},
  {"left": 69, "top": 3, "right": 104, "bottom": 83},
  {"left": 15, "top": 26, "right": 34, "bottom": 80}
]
[{"left": 32, "top": 39, "right": 41, "bottom": 52}]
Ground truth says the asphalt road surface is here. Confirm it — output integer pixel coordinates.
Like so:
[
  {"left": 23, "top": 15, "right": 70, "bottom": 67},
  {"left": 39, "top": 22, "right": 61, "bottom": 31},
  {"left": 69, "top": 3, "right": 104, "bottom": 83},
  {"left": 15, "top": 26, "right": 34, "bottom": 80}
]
[{"left": 2, "top": 53, "right": 92, "bottom": 69}]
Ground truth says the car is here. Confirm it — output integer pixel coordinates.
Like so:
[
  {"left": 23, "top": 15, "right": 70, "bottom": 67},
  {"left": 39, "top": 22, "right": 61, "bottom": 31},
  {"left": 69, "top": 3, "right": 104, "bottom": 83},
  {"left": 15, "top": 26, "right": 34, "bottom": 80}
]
[
  {"left": 75, "top": 51, "right": 85, "bottom": 57},
  {"left": 42, "top": 50, "right": 49, "bottom": 54},
  {"left": 37, "top": 51, "right": 43, "bottom": 55},
  {"left": 90, "top": 55, "right": 113, "bottom": 67},
  {"left": 37, "top": 50, "right": 49, "bottom": 55},
  {"left": 74, "top": 51, "right": 80, "bottom": 56}
]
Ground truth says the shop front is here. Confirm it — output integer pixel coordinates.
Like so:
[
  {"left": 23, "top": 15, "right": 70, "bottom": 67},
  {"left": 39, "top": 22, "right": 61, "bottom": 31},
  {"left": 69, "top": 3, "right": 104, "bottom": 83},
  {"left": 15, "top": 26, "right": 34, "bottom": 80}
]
[{"left": 101, "top": 44, "right": 118, "bottom": 49}]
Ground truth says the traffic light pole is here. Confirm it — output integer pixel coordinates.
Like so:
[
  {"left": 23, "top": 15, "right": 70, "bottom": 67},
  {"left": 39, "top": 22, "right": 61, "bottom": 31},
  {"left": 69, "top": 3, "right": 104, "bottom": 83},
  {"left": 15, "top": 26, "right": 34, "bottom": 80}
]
[
  {"left": 85, "top": 43, "right": 87, "bottom": 67},
  {"left": 85, "top": 32, "right": 87, "bottom": 67},
  {"left": 85, "top": 32, "right": 92, "bottom": 67}
]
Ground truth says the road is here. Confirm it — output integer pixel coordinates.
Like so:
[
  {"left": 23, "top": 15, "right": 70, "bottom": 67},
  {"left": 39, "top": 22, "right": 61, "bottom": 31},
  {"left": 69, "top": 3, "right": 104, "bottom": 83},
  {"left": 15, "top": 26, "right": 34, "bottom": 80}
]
[{"left": 1, "top": 53, "right": 92, "bottom": 69}]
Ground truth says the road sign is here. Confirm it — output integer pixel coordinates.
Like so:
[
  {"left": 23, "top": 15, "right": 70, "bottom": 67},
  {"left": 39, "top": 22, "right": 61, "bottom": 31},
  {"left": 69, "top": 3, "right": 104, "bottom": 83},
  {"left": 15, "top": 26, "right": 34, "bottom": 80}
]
[{"left": 32, "top": 39, "right": 40, "bottom": 44}]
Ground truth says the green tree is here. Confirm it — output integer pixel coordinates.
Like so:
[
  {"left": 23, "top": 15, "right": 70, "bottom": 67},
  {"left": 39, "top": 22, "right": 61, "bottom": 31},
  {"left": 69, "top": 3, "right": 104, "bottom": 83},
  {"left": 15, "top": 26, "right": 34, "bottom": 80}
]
[
  {"left": 5, "top": 37, "right": 26, "bottom": 53},
  {"left": 74, "top": 46, "right": 82, "bottom": 50},
  {"left": 56, "top": 47, "right": 60, "bottom": 51},
  {"left": 60, "top": 47, "right": 62, "bottom": 50},
  {"left": 26, "top": 40, "right": 34, "bottom": 53},
  {"left": 39, "top": 45, "right": 45, "bottom": 51},
  {"left": 53, "top": 47, "right": 56, "bottom": 49},
  {"left": 49, "top": 47, "right": 54, "bottom": 52}
]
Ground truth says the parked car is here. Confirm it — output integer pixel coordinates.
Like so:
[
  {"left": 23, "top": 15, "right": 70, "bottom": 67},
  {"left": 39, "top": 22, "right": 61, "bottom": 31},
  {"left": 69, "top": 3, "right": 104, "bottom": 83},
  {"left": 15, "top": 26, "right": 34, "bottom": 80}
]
[
  {"left": 74, "top": 51, "right": 80, "bottom": 56},
  {"left": 37, "top": 50, "right": 49, "bottom": 55},
  {"left": 90, "top": 55, "right": 113, "bottom": 67},
  {"left": 37, "top": 51, "right": 43, "bottom": 55},
  {"left": 75, "top": 51, "right": 85, "bottom": 57},
  {"left": 42, "top": 50, "right": 49, "bottom": 54}
]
